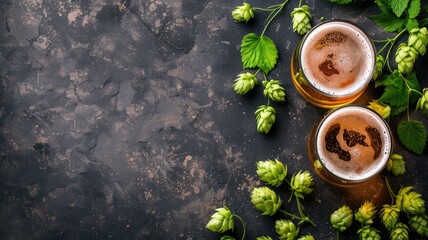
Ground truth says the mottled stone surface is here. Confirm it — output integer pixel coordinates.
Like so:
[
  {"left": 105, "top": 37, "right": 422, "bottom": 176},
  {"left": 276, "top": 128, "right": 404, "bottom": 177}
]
[{"left": 1, "top": 0, "right": 427, "bottom": 239}]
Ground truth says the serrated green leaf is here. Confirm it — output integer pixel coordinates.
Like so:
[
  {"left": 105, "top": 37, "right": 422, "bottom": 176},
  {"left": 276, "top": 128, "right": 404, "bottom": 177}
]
[
  {"left": 374, "top": 0, "right": 393, "bottom": 14},
  {"left": 390, "top": 0, "right": 410, "bottom": 17},
  {"left": 370, "top": 13, "right": 407, "bottom": 32},
  {"left": 405, "top": 71, "right": 421, "bottom": 104},
  {"left": 240, "top": 33, "right": 278, "bottom": 75},
  {"left": 327, "top": 0, "right": 352, "bottom": 4},
  {"left": 397, "top": 120, "right": 427, "bottom": 155},
  {"left": 405, "top": 18, "right": 419, "bottom": 31},
  {"left": 378, "top": 71, "right": 408, "bottom": 106},
  {"left": 407, "top": 0, "right": 421, "bottom": 18}
]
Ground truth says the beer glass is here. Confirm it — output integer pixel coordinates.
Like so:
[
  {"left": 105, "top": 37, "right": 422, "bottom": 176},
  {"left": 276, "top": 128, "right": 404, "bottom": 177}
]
[
  {"left": 291, "top": 20, "right": 376, "bottom": 109},
  {"left": 307, "top": 105, "right": 393, "bottom": 186}
]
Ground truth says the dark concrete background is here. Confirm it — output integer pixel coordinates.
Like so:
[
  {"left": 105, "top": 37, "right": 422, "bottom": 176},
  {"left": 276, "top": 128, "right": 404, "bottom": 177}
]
[{"left": 0, "top": 0, "right": 427, "bottom": 239}]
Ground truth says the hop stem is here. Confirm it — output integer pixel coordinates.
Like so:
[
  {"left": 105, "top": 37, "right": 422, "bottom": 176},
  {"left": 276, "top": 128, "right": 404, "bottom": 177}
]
[
  {"left": 296, "top": 197, "right": 316, "bottom": 227},
  {"left": 232, "top": 214, "right": 246, "bottom": 240},
  {"left": 384, "top": 177, "right": 397, "bottom": 204}
]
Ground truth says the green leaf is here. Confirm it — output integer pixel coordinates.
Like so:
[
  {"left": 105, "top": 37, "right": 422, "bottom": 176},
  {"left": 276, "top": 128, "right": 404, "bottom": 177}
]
[
  {"left": 370, "top": 13, "right": 407, "bottom": 32},
  {"left": 390, "top": 0, "right": 409, "bottom": 17},
  {"left": 407, "top": 0, "right": 421, "bottom": 18},
  {"left": 405, "top": 18, "right": 419, "bottom": 31},
  {"left": 405, "top": 71, "right": 421, "bottom": 104},
  {"left": 327, "top": 0, "right": 352, "bottom": 4},
  {"left": 374, "top": 0, "right": 393, "bottom": 14},
  {"left": 397, "top": 120, "right": 427, "bottom": 155},
  {"left": 378, "top": 71, "right": 408, "bottom": 107},
  {"left": 240, "top": 33, "right": 278, "bottom": 75}
]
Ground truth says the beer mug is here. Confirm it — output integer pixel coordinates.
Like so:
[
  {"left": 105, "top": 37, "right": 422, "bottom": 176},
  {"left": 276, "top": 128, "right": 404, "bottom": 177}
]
[
  {"left": 291, "top": 20, "right": 376, "bottom": 109},
  {"left": 307, "top": 105, "right": 393, "bottom": 186}
]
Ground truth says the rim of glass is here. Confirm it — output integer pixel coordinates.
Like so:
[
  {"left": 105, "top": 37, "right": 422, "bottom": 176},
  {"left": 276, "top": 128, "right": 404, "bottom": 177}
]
[
  {"left": 299, "top": 20, "right": 376, "bottom": 98},
  {"left": 314, "top": 105, "right": 393, "bottom": 182}
]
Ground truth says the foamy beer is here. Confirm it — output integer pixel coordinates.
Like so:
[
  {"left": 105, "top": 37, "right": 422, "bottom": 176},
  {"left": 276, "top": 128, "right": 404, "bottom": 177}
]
[
  {"left": 291, "top": 20, "right": 376, "bottom": 108},
  {"left": 307, "top": 105, "right": 392, "bottom": 186}
]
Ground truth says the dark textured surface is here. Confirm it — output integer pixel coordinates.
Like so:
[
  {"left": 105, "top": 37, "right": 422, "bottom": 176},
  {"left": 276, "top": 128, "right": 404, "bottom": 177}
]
[{"left": 0, "top": 0, "right": 427, "bottom": 239}]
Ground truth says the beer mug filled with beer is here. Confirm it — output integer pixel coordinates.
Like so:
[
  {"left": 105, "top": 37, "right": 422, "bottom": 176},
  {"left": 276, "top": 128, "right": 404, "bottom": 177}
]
[{"left": 291, "top": 20, "right": 376, "bottom": 108}]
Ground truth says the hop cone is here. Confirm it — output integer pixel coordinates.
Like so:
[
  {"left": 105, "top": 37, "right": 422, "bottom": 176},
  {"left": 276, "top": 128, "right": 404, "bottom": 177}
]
[
  {"left": 355, "top": 201, "right": 377, "bottom": 225},
  {"left": 206, "top": 206, "right": 234, "bottom": 233},
  {"left": 256, "top": 237, "right": 273, "bottom": 240},
  {"left": 379, "top": 204, "right": 400, "bottom": 232},
  {"left": 408, "top": 27, "right": 428, "bottom": 55},
  {"left": 389, "top": 222, "right": 410, "bottom": 240},
  {"left": 255, "top": 105, "right": 276, "bottom": 134},
  {"left": 357, "top": 226, "right": 381, "bottom": 240},
  {"left": 220, "top": 236, "right": 235, "bottom": 240},
  {"left": 290, "top": 5, "right": 312, "bottom": 35},
  {"left": 395, "top": 43, "right": 418, "bottom": 74},
  {"left": 297, "top": 235, "right": 315, "bottom": 240},
  {"left": 295, "top": 71, "right": 308, "bottom": 85},
  {"left": 416, "top": 88, "right": 428, "bottom": 114},
  {"left": 263, "top": 80, "right": 286, "bottom": 103},
  {"left": 409, "top": 214, "right": 428, "bottom": 237},
  {"left": 256, "top": 159, "right": 288, "bottom": 187},
  {"left": 367, "top": 100, "right": 390, "bottom": 119},
  {"left": 250, "top": 187, "right": 282, "bottom": 216},
  {"left": 290, "top": 170, "right": 314, "bottom": 199},
  {"left": 372, "top": 55, "right": 385, "bottom": 80},
  {"left": 234, "top": 72, "right": 258, "bottom": 95},
  {"left": 330, "top": 205, "right": 353, "bottom": 232},
  {"left": 396, "top": 186, "right": 426, "bottom": 214},
  {"left": 231, "top": 3, "right": 254, "bottom": 23},
  {"left": 386, "top": 153, "right": 405, "bottom": 176},
  {"left": 275, "top": 219, "right": 299, "bottom": 240}
]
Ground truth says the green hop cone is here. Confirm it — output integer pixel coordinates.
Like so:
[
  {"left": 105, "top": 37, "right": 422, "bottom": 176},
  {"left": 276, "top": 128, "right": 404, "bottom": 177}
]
[
  {"left": 367, "top": 100, "right": 390, "bottom": 119},
  {"left": 233, "top": 72, "right": 258, "bottom": 95},
  {"left": 409, "top": 214, "right": 428, "bottom": 237},
  {"left": 390, "top": 222, "right": 410, "bottom": 240},
  {"left": 256, "top": 237, "right": 273, "bottom": 240},
  {"left": 250, "top": 186, "right": 282, "bottom": 216},
  {"left": 355, "top": 201, "right": 377, "bottom": 226},
  {"left": 263, "top": 80, "right": 286, "bottom": 103},
  {"left": 379, "top": 204, "right": 400, "bottom": 232},
  {"left": 231, "top": 3, "right": 254, "bottom": 23},
  {"left": 297, "top": 235, "right": 315, "bottom": 240},
  {"left": 416, "top": 88, "right": 428, "bottom": 114},
  {"left": 220, "top": 236, "right": 235, "bottom": 240},
  {"left": 395, "top": 43, "right": 418, "bottom": 74},
  {"left": 275, "top": 219, "right": 299, "bottom": 240},
  {"left": 255, "top": 105, "right": 276, "bottom": 134},
  {"left": 256, "top": 159, "right": 288, "bottom": 187},
  {"left": 206, "top": 206, "right": 234, "bottom": 233},
  {"left": 395, "top": 186, "right": 426, "bottom": 215},
  {"left": 330, "top": 205, "right": 353, "bottom": 232},
  {"left": 290, "top": 170, "right": 314, "bottom": 199},
  {"left": 372, "top": 55, "right": 385, "bottom": 80},
  {"left": 408, "top": 27, "right": 428, "bottom": 56},
  {"left": 295, "top": 71, "right": 308, "bottom": 86},
  {"left": 386, "top": 153, "right": 406, "bottom": 176},
  {"left": 357, "top": 226, "right": 381, "bottom": 240},
  {"left": 290, "top": 5, "right": 312, "bottom": 35}
]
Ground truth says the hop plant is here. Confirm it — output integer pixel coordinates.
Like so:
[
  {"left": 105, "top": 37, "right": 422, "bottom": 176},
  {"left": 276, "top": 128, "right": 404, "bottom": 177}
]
[
  {"left": 297, "top": 235, "right": 315, "bottom": 240},
  {"left": 290, "top": 171, "right": 314, "bottom": 199},
  {"left": 395, "top": 43, "right": 418, "bottom": 74},
  {"left": 330, "top": 205, "right": 353, "bottom": 232},
  {"left": 220, "top": 236, "right": 235, "bottom": 240},
  {"left": 357, "top": 226, "right": 381, "bottom": 240},
  {"left": 409, "top": 214, "right": 428, "bottom": 237},
  {"left": 256, "top": 237, "right": 273, "bottom": 240},
  {"left": 355, "top": 201, "right": 377, "bottom": 226},
  {"left": 379, "top": 204, "right": 400, "bottom": 232},
  {"left": 255, "top": 105, "right": 276, "bottom": 134},
  {"left": 372, "top": 55, "right": 385, "bottom": 80},
  {"left": 295, "top": 71, "right": 308, "bottom": 86},
  {"left": 395, "top": 186, "right": 426, "bottom": 215},
  {"left": 256, "top": 159, "right": 288, "bottom": 187},
  {"left": 367, "top": 100, "right": 390, "bottom": 119},
  {"left": 389, "top": 222, "right": 410, "bottom": 240},
  {"left": 416, "top": 88, "right": 428, "bottom": 114},
  {"left": 206, "top": 206, "right": 234, "bottom": 233},
  {"left": 408, "top": 27, "right": 428, "bottom": 56},
  {"left": 290, "top": 5, "right": 312, "bottom": 35},
  {"left": 386, "top": 153, "right": 406, "bottom": 176},
  {"left": 234, "top": 72, "right": 258, "bottom": 95},
  {"left": 275, "top": 219, "right": 299, "bottom": 240},
  {"left": 263, "top": 80, "right": 286, "bottom": 103},
  {"left": 250, "top": 187, "right": 282, "bottom": 216},
  {"left": 231, "top": 3, "right": 254, "bottom": 23}
]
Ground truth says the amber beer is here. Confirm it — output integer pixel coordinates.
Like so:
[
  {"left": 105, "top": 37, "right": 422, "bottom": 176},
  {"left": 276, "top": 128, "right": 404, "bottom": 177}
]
[
  {"left": 291, "top": 20, "right": 376, "bottom": 108},
  {"left": 307, "top": 105, "right": 392, "bottom": 186}
]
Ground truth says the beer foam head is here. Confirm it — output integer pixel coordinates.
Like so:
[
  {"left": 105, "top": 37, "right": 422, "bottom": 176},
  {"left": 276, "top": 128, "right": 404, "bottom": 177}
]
[
  {"left": 315, "top": 105, "right": 392, "bottom": 182},
  {"left": 300, "top": 21, "right": 375, "bottom": 97}
]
